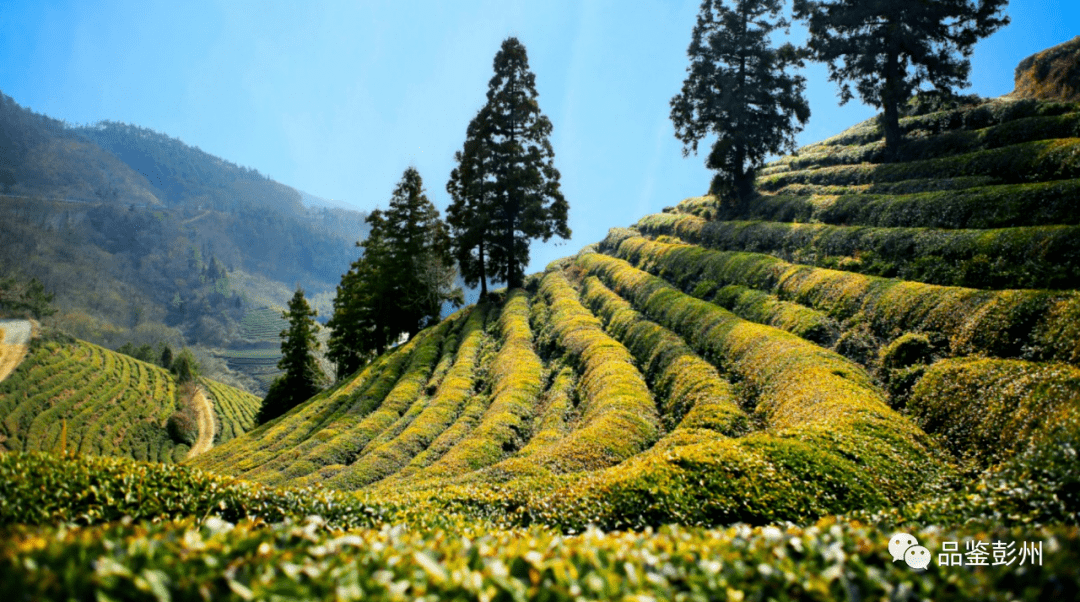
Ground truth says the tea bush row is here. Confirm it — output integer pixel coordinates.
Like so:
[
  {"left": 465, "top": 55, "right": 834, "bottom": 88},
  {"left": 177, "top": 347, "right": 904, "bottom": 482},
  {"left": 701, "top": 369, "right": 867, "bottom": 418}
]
[
  {"left": 907, "top": 358, "right": 1080, "bottom": 468},
  {"left": 720, "top": 180, "right": 1080, "bottom": 229},
  {"left": 191, "top": 321, "right": 448, "bottom": 483},
  {"left": 275, "top": 317, "right": 459, "bottom": 487},
  {"left": 611, "top": 234, "right": 1076, "bottom": 364},
  {"left": 579, "top": 275, "right": 747, "bottom": 435},
  {"left": 637, "top": 212, "right": 1080, "bottom": 289},
  {"left": 0, "top": 341, "right": 186, "bottom": 463},
  {"left": 774, "top": 112, "right": 1080, "bottom": 172},
  {"left": 410, "top": 290, "right": 545, "bottom": 484},
  {"left": 199, "top": 378, "right": 260, "bottom": 444},
  {"left": 545, "top": 252, "right": 935, "bottom": 529},
  {"left": 758, "top": 138, "right": 1080, "bottom": 191},
  {"left": 811, "top": 97, "right": 1078, "bottom": 148},
  {"left": 327, "top": 306, "right": 492, "bottom": 490},
  {"left": 528, "top": 269, "right": 660, "bottom": 474}
]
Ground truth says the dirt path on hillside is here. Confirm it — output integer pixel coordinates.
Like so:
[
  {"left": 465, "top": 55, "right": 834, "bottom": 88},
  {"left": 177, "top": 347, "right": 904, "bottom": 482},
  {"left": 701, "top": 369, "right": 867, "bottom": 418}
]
[
  {"left": 186, "top": 386, "right": 217, "bottom": 459},
  {"left": 0, "top": 319, "right": 32, "bottom": 384}
]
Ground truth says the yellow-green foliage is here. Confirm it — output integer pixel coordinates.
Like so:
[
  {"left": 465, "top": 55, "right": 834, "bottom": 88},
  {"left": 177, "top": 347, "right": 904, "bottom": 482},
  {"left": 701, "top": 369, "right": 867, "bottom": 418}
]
[
  {"left": 908, "top": 358, "right": 1080, "bottom": 466},
  {"left": 810, "top": 97, "right": 1078, "bottom": 148},
  {"left": 327, "top": 306, "right": 491, "bottom": 490},
  {"left": 4, "top": 502, "right": 1076, "bottom": 602},
  {"left": 612, "top": 234, "right": 1075, "bottom": 363},
  {"left": 409, "top": 289, "right": 544, "bottom": 482},
  {"left": 199, "top": 377, "right": 261, "bottom": 445},
  {"left": 191, "top": 320, "right": 449, "bottom": 481},
  {"left": 637, "top": 212, "right": 1080, "bottom": 289},
  {"left": 530, "top": 269, "right": 660, "bottom": 473},
  {"left": 758, "top": 138, "right": 1080, "bottom": 191},
  {"left": 741, "top": 180, "right": 1080, "bottom": 229},
  {"left": 580, "top": 275, "right": 746, "bottom": 435},
  {"left": 772, "top": 112, "right": 1080, "bottom": 171},
  {"left": 575, "top": 253, "right": 892, "bottom": 429},
  {"left": 0, "top": 340, "right": 186, "bottom": 463},
  {"left": 710, "top": 284, "right": 838, "bottom": 345},
  {"left": 561, "top": 252, "right": 933, "bottom": 521},
  {"left": 511, "top": 365, "right": 576, "bottom": 459}
]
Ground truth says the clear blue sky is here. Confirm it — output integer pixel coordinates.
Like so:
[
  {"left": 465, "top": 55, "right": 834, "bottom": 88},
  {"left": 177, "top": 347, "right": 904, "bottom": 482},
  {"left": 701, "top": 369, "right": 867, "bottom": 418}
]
[{"left": 2, "top": 0, "right": 1077, "bottom": 274}]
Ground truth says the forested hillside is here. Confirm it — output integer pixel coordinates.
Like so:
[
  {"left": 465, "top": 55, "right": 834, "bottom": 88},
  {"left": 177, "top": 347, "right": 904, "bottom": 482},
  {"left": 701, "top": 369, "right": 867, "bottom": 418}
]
[{"left": 0, "top": 91, "right": 369, "bottom": 392}]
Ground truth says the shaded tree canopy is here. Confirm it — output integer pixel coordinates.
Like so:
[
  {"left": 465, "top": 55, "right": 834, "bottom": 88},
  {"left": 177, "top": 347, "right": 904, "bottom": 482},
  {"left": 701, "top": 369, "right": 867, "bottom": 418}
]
[
  {"left": 448, "top": 37, "right": 570, "bottom": 291},
  {"left": 671, "top": 0, "right": 810, "bottom": 203},
  {"left": 795, "top": 0, "right": 1009, "bottom": 155},
  {"left": 447, "top": 107, "right": 498, "bottom": 297}
]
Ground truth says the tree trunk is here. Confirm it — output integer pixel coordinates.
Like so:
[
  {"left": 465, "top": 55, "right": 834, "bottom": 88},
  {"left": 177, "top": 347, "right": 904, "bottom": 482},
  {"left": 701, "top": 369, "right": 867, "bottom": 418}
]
[{"left": 478, "top": 238, "right": 488, "bottom": 298}]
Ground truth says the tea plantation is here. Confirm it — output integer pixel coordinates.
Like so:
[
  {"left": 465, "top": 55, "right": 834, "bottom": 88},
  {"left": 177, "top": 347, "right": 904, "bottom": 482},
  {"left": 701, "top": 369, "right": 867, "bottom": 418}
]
[
  {"left": 4, "top": 94, "right": 1080, "bottom": 599},
  {"left": 0, "top": 338, "right": 261, "bottom": 462}
]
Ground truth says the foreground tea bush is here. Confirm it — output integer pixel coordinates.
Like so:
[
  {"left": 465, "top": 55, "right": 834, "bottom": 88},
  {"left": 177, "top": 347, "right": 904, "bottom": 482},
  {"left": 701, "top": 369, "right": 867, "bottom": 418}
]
[
  {"left": 0, "top": 452, "right": 385, "bottom": 529},
  {"left": 3, "top": 514, "right": 1076, "bottom": 601}
]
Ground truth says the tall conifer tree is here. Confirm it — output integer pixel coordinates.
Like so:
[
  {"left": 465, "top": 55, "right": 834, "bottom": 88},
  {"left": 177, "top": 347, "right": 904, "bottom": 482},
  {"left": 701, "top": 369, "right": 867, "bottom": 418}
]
[
  {"left": 326, "top": 211, "right": 392, "bottom": 378},
  {"left": 671, "top": 0, "right": 810, "bottom": 204},
  {"left": 448, "top": 37, "right": 569, "bottom": 290},
  {"left": 258, "top": 287, "right": 323, "bottom": 424},
  {"left": 795, "top": 0, "right": 1008, "bottom": 156}
]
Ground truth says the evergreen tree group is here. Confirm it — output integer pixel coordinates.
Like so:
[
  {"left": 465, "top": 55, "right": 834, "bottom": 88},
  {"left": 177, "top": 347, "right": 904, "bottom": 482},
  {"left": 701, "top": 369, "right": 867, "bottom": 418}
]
[
  {"left": 327, "top": 169, "right": 460, "bottom": 379},
  {"left": 327, "top": 37, "right": 567, "bottom": 379},
  {"left": 674, "top": 0, "right": 1009, "bottom": 200}
]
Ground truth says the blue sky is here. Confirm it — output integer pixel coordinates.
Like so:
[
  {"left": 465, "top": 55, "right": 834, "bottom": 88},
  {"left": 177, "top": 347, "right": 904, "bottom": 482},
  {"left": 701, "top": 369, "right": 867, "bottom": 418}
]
[{"left": 2, "top": 0, "right": 1078, "bottom": 274}]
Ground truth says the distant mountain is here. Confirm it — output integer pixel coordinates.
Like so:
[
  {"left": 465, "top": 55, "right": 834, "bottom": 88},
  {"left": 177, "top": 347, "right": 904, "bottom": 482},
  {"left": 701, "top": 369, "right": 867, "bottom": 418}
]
[{"left": 0, "top": 91, "right": 369, "bottom": 393}]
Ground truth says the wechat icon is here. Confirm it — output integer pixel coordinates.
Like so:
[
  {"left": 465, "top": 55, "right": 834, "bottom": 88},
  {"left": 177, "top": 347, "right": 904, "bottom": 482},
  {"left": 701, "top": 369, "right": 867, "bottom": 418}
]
[{"left": 889, "top": 532, "right": 931, "bottom": 570}]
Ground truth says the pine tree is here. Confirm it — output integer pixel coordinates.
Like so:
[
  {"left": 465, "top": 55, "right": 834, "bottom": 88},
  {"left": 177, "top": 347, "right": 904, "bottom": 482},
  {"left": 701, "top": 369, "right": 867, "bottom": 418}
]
[
  {"left": 452, "top": 37, "right": 570, "bottom": 290},
  {"left": 381, "top": 167, "right": 459, "bottom": 338},
  {"left": 671, "top": 0, "right": 810, "bottom": 204},
  {"left": 795, "top": 0, "right": 1008, "bottom": 156},
  {"left": 258, "top": 287, "right": 324, "bottom": 424},
  {"left": 326, "top": 211, "right": 392, "bottom": 378}
]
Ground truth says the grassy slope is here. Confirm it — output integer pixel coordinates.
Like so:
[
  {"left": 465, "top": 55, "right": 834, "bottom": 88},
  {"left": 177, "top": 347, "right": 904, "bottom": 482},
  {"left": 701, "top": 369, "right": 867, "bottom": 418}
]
[
  {"left": 0, "top": 337, "right": 261, "bottom": 462},
  {"left": 6, "top": 94, "right": 1080, "bottom": 599}
]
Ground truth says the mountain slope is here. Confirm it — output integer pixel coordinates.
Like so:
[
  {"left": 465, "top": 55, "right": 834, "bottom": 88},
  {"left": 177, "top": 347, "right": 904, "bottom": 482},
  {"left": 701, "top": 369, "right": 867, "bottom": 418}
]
[
  {"left": 0, "top": 91, "right": 370, "bottom": 392},
  {"left": 190, "top": 94, "right": 1080, "bottom": 530}
]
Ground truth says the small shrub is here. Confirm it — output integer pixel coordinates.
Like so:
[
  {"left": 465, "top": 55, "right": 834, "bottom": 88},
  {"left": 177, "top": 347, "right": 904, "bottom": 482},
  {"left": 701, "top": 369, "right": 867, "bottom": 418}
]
[
  {"left": 880, "top": 332, "right": 933, "bottom": 369},
  {"left": 166, "top": 407, "right": 198, "bottom": 446}
]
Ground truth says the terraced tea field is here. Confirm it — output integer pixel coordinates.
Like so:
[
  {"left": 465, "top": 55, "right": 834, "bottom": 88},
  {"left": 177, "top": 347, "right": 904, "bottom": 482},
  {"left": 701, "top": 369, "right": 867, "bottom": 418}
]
[
  {"left": 214, "top": 307, "right": 288, "bottom": 393},
  {"left": 0, "top": 338, "right": 261, "bottom": 462},
  {"left": 5, "top": 94, "right": 1080, "bottom": 599}
]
